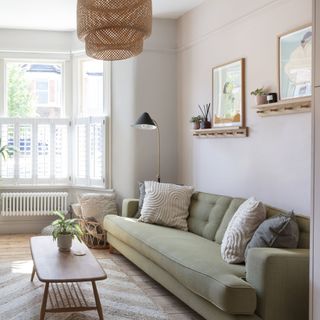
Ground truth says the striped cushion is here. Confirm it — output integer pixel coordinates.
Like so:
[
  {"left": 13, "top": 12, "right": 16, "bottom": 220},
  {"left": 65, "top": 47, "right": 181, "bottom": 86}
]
[{"left": 138, "top": 181, "right": 193, "bottom": 231}]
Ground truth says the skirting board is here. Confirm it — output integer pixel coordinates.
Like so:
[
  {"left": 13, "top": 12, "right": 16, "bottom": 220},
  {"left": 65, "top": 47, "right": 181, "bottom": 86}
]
[{"left": 0, "top": 216, "right": 55, "bottom": 234}]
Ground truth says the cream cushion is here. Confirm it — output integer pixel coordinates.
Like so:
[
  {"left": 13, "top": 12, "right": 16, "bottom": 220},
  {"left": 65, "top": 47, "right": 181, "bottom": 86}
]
[
  {"left": 79, "top": 193, "right": 117, "bottom": 225},
  {"left": 221, "top": 197, "right": 266, "bottom": 264},
  {"left": 139, "top": 181, "right": 193, "bottom": 231}
]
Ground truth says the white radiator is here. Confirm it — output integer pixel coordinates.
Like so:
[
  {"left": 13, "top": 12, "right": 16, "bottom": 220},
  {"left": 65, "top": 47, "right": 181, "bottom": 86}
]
[{"left": 0, "top": 192, "right": 68, "bottom": 216}]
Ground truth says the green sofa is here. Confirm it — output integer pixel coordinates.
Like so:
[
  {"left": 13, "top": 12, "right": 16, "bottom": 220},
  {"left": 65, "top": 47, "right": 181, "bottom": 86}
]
[{"left": 103, "top": 192, "right": 309, "bottom": 320}]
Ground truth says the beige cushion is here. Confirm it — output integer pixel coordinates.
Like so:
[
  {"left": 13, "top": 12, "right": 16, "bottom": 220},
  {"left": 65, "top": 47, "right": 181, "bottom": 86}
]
[
  {"left": 221, "top": 197, "right": 266, "bottom": 263},
  {"left": 79, "top": 193, "right": 117, "bottom": 225},
  {"left": 139, "top": 181, "right": 193, "bottom": 231},
  {"left": 71, "top": 203, "right": 82, "bottom": 217}
]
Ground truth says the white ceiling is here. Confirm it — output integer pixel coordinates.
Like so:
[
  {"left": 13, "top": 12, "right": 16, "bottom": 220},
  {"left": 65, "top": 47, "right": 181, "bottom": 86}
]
[{"left": 0, "top": 0, "right": 205, "bottom": 31}]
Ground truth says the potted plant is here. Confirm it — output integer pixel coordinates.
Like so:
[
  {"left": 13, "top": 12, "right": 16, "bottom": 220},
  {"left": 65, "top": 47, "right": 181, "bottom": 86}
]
[
  {"left": 251, "top": 88, "right": 268, "bottom": 105},
  {"left": 0, "top": 138, "right": 17, "bottom": 159},
  {"left": 190, "top": 115, "right": 202, "bottom": 130},
  {"left": 51, "top": 211, "right": 83, "bottom": 252}
]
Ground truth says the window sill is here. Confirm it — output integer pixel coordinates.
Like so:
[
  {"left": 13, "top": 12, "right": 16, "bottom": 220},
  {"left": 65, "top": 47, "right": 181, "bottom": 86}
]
[{"left": 0, "top": 184, "right": 113, "bottom": 192}]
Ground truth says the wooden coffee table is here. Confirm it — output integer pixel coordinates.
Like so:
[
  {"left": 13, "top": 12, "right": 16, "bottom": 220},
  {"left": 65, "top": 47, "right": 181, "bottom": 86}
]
[{"left": 30, "top": 236, "right": 107, "bottom": 320}]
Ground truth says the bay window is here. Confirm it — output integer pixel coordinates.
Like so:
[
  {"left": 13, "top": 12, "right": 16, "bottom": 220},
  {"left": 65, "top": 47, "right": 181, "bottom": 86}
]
[{"left": 0, "top": 57, "right": 109, "bottom": 188}]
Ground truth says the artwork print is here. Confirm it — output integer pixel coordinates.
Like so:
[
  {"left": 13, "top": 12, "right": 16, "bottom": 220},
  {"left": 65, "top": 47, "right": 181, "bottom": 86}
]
[
  {"left": 212, "top": 59, "right": 244, "bottom": 128},
  {"left": 279, "top": 26, "right": 312, "bottom": 100}
]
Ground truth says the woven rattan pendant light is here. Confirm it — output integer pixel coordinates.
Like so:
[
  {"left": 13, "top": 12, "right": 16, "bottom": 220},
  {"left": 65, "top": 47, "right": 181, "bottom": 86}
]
[{"left": 77, "top": 0, "right": 152, "bottom": 61}]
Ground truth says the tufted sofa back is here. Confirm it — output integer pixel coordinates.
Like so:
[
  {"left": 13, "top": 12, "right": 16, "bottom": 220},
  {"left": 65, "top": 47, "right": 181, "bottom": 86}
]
[{"left": 187, "top": 192, "right": 309, "bottom": 249}]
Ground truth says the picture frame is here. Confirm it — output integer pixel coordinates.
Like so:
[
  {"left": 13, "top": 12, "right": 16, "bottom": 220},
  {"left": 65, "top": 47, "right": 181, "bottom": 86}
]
[
  {"left": 212, "top": 58, "right": 245, "bottom": 128},
  {"left": 278, "top": 25, "right": 312, "bottom": 101}
]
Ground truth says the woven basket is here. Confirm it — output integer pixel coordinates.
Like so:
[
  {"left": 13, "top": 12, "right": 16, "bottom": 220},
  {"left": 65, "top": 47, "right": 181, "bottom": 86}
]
[
  {"left": 78, "top": 218, "right": 108, "bottom": 249},
  {"left": 77, "top": 0, "right": 152, "bottom": 61}
]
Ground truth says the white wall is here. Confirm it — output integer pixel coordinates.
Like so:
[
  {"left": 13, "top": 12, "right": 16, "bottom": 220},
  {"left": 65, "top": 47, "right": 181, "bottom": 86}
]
[
  {"left": 0, "top": 29, "right": 71, "bottom": 54},
  {"left": 111, "top": 19, "right": 178, "bottom": 203},
  {"left": 311, "top": 0, "right": 320, "bottom": 317},
  {"left": 177, "top": 0, "right": 312, "bottom": 215}
]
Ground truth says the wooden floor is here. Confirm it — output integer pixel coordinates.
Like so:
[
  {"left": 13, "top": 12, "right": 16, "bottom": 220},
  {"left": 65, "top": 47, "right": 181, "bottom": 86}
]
[{"left": 0, "top": 234, "right": 204, "bottom": 320}]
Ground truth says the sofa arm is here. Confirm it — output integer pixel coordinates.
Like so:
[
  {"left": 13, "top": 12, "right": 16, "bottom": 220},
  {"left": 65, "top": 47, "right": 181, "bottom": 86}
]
[
  {"left": 246, "top": 248, "right": 309, "bottom": 320},
  {"left": 122, "top": 199, "right": 139, "bottom": 218}
]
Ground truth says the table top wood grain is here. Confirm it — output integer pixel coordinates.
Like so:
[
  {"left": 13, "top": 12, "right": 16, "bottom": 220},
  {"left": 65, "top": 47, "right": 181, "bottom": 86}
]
[{"left": 30, "top": 236, "right": 107, "bottom": 283}]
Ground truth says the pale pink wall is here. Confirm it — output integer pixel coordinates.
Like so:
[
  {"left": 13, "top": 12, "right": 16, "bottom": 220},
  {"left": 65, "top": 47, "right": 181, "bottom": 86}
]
[{"left": 177, "top": 0, "right": 312, "bottom": 214}]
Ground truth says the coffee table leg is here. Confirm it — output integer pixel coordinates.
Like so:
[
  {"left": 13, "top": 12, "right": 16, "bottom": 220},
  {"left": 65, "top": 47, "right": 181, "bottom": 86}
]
[
  {"left": 92, "top": 281, "right": 104, "bottom": 320},
  {"left": 40, "top": 282, "right": 49, "bottom": 320},
  {"left": 31, "top": 264, "right": 36, "bottom": 282}
]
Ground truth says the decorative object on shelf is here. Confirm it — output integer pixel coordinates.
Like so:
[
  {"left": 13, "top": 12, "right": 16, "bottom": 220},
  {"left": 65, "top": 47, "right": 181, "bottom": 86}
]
[
  {"left": 212, "top": 59, "right": 245, "bottom": 128},
  {"left": 190, "top": 115, "right": 202, "bottom": 130},
  {"left": 193, "top": 127, "right": 248, "bottom": 138},
  {"left": 278, "top": 25, "right": 312, "bottom": 100},
  {"left": 266, "top": 92, "right": 278, "bottom": 104},
  {"left": 250, "top": 87, "right": 268, "bottom": 105},
  {"left": 133, "top": 112, "right": 161, "bottom": 182},
  {"left": 77, "top": 0, "right": 152, "bottom": 61},
  {"left": 51, "top": 211, "right": 83, "bottom": 252},
  {"left": 253, "top": 97, "right": 311, "bottom": 117},
  {"left": 198, "top": 104, "right": 211, "bottom": 129}
]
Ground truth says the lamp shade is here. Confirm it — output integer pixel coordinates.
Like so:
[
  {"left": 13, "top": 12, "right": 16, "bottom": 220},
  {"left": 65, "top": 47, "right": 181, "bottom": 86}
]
[
  {"left": 133, "top": 112, "right": 157, "bottom": 130},
  {"left": 77, "top": 0, "right": 152, "bottom": 61}
]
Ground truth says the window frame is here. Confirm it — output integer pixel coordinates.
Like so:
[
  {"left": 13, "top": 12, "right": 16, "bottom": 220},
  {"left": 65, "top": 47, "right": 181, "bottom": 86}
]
[{"left": 0, "top": 54, "right": 111, "bottom": 190}]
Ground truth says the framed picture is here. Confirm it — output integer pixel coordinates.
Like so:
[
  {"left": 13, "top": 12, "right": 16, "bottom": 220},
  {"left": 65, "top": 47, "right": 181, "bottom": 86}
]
[
  {"left": 278, "top": 25, "right": 312, "bottom": 101},
  {"left": 212, "top": 58, "right": 245, "bottom": 128}
]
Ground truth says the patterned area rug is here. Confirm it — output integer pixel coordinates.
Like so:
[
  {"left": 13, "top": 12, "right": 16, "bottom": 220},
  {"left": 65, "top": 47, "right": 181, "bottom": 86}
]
[{"left": 0, "top": 258, "right": 168, "bottom": 320}]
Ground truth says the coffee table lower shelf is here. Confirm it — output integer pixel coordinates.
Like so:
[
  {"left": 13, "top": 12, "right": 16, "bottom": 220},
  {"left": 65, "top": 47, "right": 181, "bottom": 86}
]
[{"left": 31, "top": 268, "right": 104, "bottom": 320}]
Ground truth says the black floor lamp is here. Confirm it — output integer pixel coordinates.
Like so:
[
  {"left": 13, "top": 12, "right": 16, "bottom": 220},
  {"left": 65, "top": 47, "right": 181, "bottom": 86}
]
[{"left": 133, "top": 112, "right": 160, "bottom": 182}]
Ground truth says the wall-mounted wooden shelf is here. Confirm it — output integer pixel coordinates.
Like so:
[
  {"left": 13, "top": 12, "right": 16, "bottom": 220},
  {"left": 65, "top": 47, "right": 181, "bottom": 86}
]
[
  {"left": 193, "top": 127, "right": 248, "bottom": 138},
  {"left": 253, "top": 97, "right": 311, "bottom": 117}
]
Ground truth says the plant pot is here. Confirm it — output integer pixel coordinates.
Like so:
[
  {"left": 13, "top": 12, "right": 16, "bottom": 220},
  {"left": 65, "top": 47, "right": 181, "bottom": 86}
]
[
  {"left": 57, "top": 234, "right": 72, "bottom": 252},
  {"left": 192, "top": 122, "right": 200, "bottom": 130},
  {"left": 256, "top": 95, "right": 268, "bottom": 105},
  {"left": 200, "top": 120, "right": 211, "bottom": 129}
]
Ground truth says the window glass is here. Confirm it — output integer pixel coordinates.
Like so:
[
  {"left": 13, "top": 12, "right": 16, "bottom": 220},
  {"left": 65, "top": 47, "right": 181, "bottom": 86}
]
[
  {"left": 6, "top": 62, "right": 63, "bottom": 118},
  {"left": 80, "top": 60, "right": 104, "bottom": 116}
]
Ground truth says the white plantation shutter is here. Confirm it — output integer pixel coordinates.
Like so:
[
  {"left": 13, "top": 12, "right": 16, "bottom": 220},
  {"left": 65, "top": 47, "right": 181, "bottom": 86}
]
[
  {"left": 1, "top": 124, "right": 15, "bottom": 179},
  {"left": 54, "top": 124, "right": 68, "bottom": 179},
  {"left": 74, "top": 117, "right": 106, "bottom": 187},
  {"left": 90, "top": 122, "right": 103, "bottom": 180},
  {"left": 75, "top": 123, "right": 87, "bottom": 180},
  {"left": 0, "top": 119, "right": 70, "bottom": 185},
  {"left": 19, "top": 124, "right": 32, "bottom": 179},
  {"left": 37, "top": 124, "right": 50, "bottom": 179}
]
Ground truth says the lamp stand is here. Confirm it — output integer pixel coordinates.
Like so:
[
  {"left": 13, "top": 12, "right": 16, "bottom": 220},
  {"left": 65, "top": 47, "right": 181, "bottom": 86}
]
[{"left": 154, "top": 120, "right": 161, "bottom": 183}]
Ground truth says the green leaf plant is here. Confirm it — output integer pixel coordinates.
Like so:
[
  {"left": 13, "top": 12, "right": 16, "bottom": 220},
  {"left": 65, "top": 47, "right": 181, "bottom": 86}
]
[
  {"left": 51, "top": 211, "right": 83, "bottom": 242},
  {"left": 0, "top": 138, "right": 17, "bottom": 160}
]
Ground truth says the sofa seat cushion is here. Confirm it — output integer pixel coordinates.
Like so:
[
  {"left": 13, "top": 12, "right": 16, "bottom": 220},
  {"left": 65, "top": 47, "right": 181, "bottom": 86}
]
[{"left": 104, "top": 215, "right": 257, "bottom": 315}]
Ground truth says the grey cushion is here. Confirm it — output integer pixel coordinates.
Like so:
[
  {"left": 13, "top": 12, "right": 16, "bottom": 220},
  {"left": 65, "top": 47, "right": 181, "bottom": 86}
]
[
  {"left": 135, "top": 181, "right": 145, "bottom": 219},
  {"left": 245, "top": 211, "right": 299, "bottom": 259}
]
